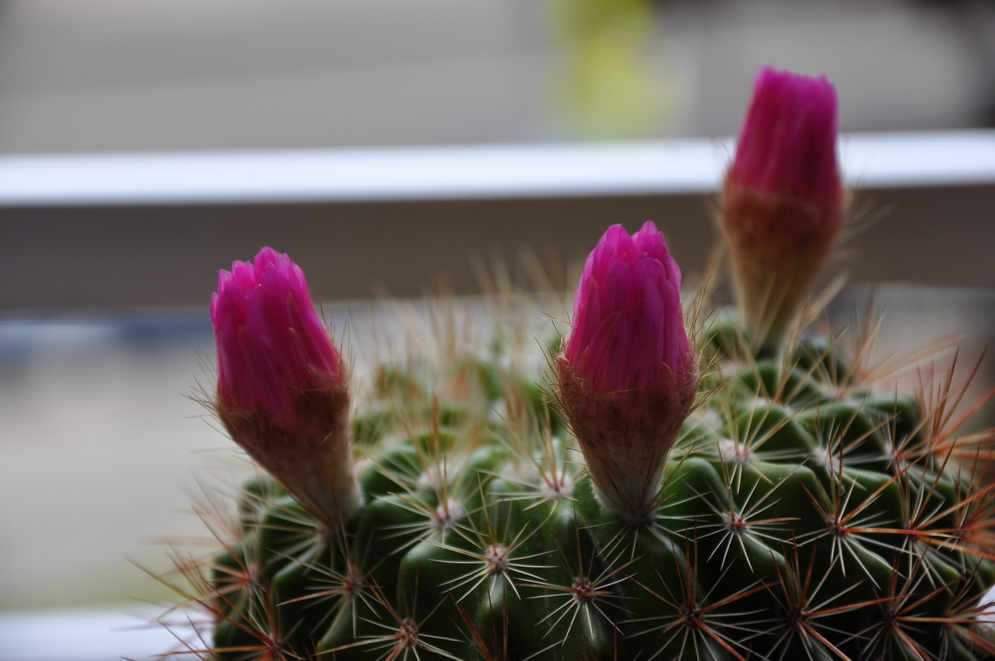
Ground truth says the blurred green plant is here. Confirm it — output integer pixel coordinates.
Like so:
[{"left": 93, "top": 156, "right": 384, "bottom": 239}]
[{"left": 547, "top": 0, "right": 672, "bottom": 139}]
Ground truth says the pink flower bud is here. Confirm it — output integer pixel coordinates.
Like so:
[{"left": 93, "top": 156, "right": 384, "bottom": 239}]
[
  {"left": 211, "top": 247, "right": 359, "bottom": 528},
  {"left": 557, "top": 222, "right": 698, "bottom": 524},
  {"left": 722, "top": 67, "right": 847, "bottom": 351}
]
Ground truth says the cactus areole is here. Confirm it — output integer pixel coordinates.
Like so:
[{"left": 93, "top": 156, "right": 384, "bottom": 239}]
[{"left": 167, "top": 71, "right": 995, "bottom": 660}]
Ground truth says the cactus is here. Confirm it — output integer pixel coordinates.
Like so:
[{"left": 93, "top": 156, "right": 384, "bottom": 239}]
[{"left": 161, "top": 68, "right": 995, "bottom": 660}]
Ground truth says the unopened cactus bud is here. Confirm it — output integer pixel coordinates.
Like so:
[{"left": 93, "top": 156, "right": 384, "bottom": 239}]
[
  {"left": 722, "top": 66, "right": 846, "bottom": 352},
  {"left": 211, "top": 247, "right": 360, "bottom": 529},
  {"left": 557, "top": 221, "right": 698, "bottom": 525}
]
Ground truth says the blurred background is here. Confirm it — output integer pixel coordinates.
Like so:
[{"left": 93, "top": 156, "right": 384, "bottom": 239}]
[
  {"left": 2, "top": 0, "right": 994, "bottom": 153},
  {"left": 1, "top": 0, "right": 995, "bottom": 655}
]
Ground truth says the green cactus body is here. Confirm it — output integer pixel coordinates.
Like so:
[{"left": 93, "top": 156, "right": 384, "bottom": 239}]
[
  {"left": 202, "top": 317, "right": 995, "bottom": 660},
  {"left": 174, "top": 65, "right": 994, "bottom": 660}
]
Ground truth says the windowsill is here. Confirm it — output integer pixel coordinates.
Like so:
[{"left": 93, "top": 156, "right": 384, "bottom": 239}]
[
  {"left": 0, "top": 605, "right": 208, "bottom": 661},
  {"left": 0, "top": 131, "right": 992, "bottom": 206},
  {"left": 2, "top": 131, "right": 994, "bottom": 312}
]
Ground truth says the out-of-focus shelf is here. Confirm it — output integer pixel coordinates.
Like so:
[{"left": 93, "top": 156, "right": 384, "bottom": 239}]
[
  {"left": 1, "top": 131, "right": 993, "bottom": 313},
  {"left": 0, "top": 605, "right": 205, "bottom": 661},
  {"left": 1, "top": 131, "right": 992, "bottom": 206}
]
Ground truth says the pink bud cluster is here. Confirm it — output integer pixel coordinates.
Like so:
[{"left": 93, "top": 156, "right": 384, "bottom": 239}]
[
  {"left": 557, "top": 222, "right": 698, "bottom": 524},
  {"left": 564, "top": 222, "right": 693, "bottom": 395},
  {"left": 722, "top": 67, "right": 846, "bottom": 350},
  {"left": 212, "top": 247, "right": 358, "bottom": 528},
  {"left": 212, "top": 247, "right": 343, "bottom": 430},
  {"left": 728, "top": 67, "right": 843, "bottom": 217}
]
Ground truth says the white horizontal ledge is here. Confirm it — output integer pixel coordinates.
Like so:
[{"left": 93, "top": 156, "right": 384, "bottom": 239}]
[
  {"left": 0, "top": 605, "right": 202, "bottom": 661},
  {"left": 0, "top": 131, "right": 992, "bottom": 207},
  {"left": 0, "top": 140, "right": 725, "bottom": 206}
]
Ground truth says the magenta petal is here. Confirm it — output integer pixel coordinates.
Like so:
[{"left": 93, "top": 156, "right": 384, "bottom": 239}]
[
  {"left": 730, "top": 66, "right": 842, "bottom": 212},
  {"left": 211, "top": 247, "right": 342, "bottom": 428},
  {"left": 566, "top": 221, "right": 691, "bottom": 394}
]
